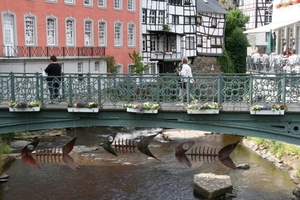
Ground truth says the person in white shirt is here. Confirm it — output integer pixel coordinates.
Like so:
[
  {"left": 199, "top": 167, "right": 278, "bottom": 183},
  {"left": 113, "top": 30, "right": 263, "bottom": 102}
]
[{"left": 175, "top": 56, "right": 196, "bottom": 105}]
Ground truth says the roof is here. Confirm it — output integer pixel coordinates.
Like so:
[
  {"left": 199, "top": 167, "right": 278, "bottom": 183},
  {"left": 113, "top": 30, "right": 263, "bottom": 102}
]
[{"left": 196, "top": 0, "right": 228, "bottom": 15}]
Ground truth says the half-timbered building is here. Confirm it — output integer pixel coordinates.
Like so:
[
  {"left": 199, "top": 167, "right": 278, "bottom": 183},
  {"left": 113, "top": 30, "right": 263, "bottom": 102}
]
[
  {"left": 141, "top": 0, "right": 227, "bottom": 74},
  {"left": 196, "top": 0, "right": 228, "bottom": 56},
  {"left": 238, "top": 0, "right": 273, "bottom": 53}
]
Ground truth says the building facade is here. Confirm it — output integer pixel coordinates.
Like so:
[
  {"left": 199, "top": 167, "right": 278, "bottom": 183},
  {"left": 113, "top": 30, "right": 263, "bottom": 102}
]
[
  {"left": 237, "top": 0, "right": 273, "bottom": 53},
  {"left": 0, "top": 0, "right": 139, "bottom": 74},
  {"left": 141, "top": 0, "right": 227, "bottom": 74}
]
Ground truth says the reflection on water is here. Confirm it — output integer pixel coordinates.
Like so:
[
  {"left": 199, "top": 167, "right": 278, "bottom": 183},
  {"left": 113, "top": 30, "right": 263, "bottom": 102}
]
[{"left": 1, "top": 127, "right": 297, "bottom": 200}]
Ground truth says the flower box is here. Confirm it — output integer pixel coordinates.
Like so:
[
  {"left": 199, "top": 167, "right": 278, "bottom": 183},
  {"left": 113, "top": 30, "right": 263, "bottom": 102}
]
[
  {"left": 67, "top": 108, "right": 99, "bottom": 113},
  {"left": 126, "top": 108, "right": 158, "bottom": 114},
  {"left": 165, "top": 52, "right": 172, "bottom": 55},
  {"left": 9, "top": 107, "right": 40, "bottom": 112},
  {"left": 250, "top": 110, "right": 285, "bottom": 115},
  {"left": 187, "top": 109, "right": 219, "bottom": 114},
  {"left": 249, "top": 104, "right": 285, "bottom": 115}
]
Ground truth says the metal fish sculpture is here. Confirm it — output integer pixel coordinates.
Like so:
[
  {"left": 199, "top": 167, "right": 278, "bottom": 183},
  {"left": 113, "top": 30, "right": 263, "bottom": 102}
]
[
  {"left": 175, "top": 141, "right": 239, "bottom": 169},
  {"left": 21, "top": 137, "right": 78, "bottom": 171},
  {"left": 100, "top": 133, "right": 160, "bottom": 161}
]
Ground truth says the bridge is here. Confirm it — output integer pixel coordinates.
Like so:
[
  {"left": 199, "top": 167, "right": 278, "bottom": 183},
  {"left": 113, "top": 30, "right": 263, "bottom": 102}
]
[{"left": 0, "top": 72, "right": 300, "bottom": 145}]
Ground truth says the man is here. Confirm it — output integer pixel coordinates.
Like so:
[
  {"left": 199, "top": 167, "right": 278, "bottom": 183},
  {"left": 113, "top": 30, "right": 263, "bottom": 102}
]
[
  {"left": 45, "top": 55, "right": 62, "bottom": 104},
  {"left": 283, "top": 47, "right": 292, "bottom": 57}
]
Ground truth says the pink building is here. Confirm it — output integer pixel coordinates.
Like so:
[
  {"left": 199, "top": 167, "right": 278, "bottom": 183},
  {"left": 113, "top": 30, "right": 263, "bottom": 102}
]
[{"left": 0, "top": 0, "right": 139, "bottom": 74}]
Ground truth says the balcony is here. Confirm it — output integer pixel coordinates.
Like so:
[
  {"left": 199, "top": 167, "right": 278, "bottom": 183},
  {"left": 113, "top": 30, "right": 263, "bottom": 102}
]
[
  {"left": 151, "top": 51, "right": 182, "bottom": 60},
  {"left": 0, "top": 45, "right": 105, "bottom": 58}
]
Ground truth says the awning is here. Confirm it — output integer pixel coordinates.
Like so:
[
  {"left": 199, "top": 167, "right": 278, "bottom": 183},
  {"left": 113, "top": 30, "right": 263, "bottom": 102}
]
[{"left": 244, "top": 19, "right": 300, "bottom": 34}]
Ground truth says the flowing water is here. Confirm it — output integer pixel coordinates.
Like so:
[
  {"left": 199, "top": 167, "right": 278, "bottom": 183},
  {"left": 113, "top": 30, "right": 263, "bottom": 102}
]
[{"left": 0, "top": 127, "right": 297, "bottom": 200}]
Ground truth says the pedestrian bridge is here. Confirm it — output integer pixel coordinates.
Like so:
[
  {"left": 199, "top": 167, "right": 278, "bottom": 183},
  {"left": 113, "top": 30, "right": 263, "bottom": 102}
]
[{"left": 0, "top": 72, "right": 300, "bottom": 145}]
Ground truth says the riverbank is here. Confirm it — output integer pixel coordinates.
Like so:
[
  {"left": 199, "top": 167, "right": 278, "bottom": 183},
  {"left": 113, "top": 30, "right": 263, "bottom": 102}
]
[{"left": 161, "top": 129, "right": 300, "bottom": 189}]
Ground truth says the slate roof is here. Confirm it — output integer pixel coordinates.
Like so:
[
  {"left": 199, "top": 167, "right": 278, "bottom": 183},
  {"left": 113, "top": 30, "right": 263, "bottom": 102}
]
[{"left": 196, "top": 0, "right": 228, "bottom": 14}]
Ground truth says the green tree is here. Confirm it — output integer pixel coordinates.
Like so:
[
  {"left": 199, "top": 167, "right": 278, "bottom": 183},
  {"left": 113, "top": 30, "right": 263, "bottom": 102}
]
[
  {"left": 218, "top": 9, "right": 250, "bottom": 73},
  {"left": 226, "top": 28, "right": 249, "bottom": 73},
  {"left": 128, "top": 51, "right": 149, "bottom": 74},
  {"left": 107, "top": 55, "right": 117, "bottom": 74}
]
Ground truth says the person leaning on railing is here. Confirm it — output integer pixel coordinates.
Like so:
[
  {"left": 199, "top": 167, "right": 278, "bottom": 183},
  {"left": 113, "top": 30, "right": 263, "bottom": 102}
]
[{"left": 44, "top": 55, "right": 62, "bottom": 104}]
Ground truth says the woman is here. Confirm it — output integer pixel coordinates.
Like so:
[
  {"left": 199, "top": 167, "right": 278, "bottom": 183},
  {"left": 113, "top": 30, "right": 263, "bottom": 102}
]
[{"left": 176, "top": 56, "right": 196, "bottom": 105}]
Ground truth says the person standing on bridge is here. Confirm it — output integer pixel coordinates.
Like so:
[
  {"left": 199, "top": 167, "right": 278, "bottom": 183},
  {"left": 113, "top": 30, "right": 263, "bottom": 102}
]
[
  {"left": 45, "top": 55, "right": 62, "bottom": 104},
  {"left": 175, "top": 56, "right": 196, "bottom": 106}
]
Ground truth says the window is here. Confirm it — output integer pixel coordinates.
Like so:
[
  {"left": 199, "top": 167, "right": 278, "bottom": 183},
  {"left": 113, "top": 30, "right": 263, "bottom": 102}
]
[
  {"left": 185, "top": 16, "right": 195, "bottom": 25},
  {"left": 24, "top": 15, "right": 36, "bottom": 45},
  {"left": 128, "top": 64, "right": 134, "bottom": 74},
  {"left": 98, "top": 0, "right": 106, "bottom": 7},
  {"left": 142, "top": 35, "right": 146, "bottom": 51},
  {"left": 84, "top": 20, "right": 93, "bottom": 46},
  {"left": 66, "top": 18, "right": 75, "bottom": 46},
  {"left": 149, "top": 10, "right": 156, "bottom": 24},
  {"left": 142, "top": 9, "right": 147, "bottom": 24},
  {"left": 197, "top": 16, "right": 202, "bottom": 25},
  {"left": 65, "top": 0, "right": 75, "bottom": 4},
  {"left": 116, "top": 64, "right": 123, "bottom": 73},
  {"left": 114, "top": 22, "right": 122, "bottom": 46},
  {"left": 158, "top": 11, "right": 164, "bottom": 24},
  {"left": 265, "top": 10, "right": 272, "bottom": 24},
  {"left": 186, "top": 36, "right": 194, "bottom": 50},
  {"left": 2, "top": 12, "right": 16, "bottom": 56},
  {"left": 128, "top": 0, "right": 135, "bottom": 11},
  {"left": 78, "top": 62, "right": 83, "bottom": 72},
  {"left": 46, "top": 16, "right": 57, "bottom": 45},
  {"left": 98, "top": 21, "right": 106, "bottom": 46},
  {"left": 169, "top": 0, "right": 182, "bottom": 6},
  {"left": 84, "top": 0, "right": 92, "bottom": 6},
  {"left": 211, "top": 18, "right": 217, "bottom": 27},
  {"left": 172, "top": 15, "right": 179, "bottom": 25},
  {"left": 128, "top": 23, "right": 135, "bottom": 47},
  {"left": 114, "top": 0, "right": 122, "bottom": 10},
  {"left": 197, "top": 35, "right": 202, "bottom": 47},
  {"left": 95, "top": 61, "right": 99, "bottom": 71},
  {"left": 150, "top": 36, "right": 157, "bottom": 51},
  {"left": 46, "top": 0, "right": 57, "bottom": 2},
  {"left": 239, "top": 0, "right": 244, "bottom": 6}
]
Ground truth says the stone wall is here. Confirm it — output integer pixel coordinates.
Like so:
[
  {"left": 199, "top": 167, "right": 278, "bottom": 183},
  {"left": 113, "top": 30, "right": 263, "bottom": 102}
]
[{"left": 192, "top": 56, "right": 222, "bottom": 74}]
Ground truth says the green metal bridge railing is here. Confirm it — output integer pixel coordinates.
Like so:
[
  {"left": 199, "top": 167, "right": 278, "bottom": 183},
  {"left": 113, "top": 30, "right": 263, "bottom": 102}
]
[{"left": 1, "top": 72, "right": 300, "bottom": 111}]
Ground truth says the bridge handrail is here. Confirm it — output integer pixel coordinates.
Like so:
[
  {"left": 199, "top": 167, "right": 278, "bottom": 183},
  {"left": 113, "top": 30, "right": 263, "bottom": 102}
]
[{"left": 0, "top": 72, "right": 300, "bottom": 111}]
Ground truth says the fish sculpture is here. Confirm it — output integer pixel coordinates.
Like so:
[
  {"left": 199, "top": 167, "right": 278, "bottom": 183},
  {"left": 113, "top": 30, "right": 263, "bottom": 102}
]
[
  {"left": 175, "top": 141, "right": 239, "bottom": 169},
  {"left": 21, "top": 137, "right": 78, "bottom": 171},
  {"left": 101, "top": 133, "right": 160, "bottom": 161}
]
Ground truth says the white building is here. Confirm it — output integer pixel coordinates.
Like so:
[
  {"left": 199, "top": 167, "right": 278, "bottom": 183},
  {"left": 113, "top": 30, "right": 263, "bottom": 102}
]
[
  {"left": 243, "top": 0, "right": 300, "bottom": 55},
  {"left": 238, "top": 0, "right": 273, "bottom": 53}
]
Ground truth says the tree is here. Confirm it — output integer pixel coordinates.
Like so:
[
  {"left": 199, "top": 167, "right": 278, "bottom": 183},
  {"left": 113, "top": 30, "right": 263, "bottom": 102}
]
[
  {"left": 107, "top": 55, "right": 117, "bottom": 74},
  {"left": 128, "top": 51, "right": 149, "bottom": 74},
  {"left": 218, "top": 9, "right": 250, "bottom": 73}
]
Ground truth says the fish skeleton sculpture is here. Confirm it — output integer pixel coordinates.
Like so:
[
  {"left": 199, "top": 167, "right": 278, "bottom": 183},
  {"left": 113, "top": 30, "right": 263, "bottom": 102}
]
[
  {"left": 175, "top": 141, "right": 239, "bottom": 169},
  {"left": 101, "top": 133, "right": 160, "bottom": 161},
  {"left": 21, "top": 137, "right": 78, "bottom": 171}
]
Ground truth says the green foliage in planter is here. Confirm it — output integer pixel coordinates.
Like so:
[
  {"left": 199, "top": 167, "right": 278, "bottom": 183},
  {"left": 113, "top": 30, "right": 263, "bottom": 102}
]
[{"left": 162, "top": 24, "right": 170, "bottom": 31}]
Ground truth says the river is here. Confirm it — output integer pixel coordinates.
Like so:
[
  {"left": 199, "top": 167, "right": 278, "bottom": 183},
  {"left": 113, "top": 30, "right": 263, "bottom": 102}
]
[{"left": 0, "top": 127, "right": 297, "bottom": 199}]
